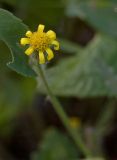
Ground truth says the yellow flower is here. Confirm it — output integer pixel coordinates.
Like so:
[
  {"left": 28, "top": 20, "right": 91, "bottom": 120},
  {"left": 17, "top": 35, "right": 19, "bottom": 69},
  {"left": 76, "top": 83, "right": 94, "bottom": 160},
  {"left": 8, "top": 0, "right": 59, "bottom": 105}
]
[
  {"left": 20, "top": 24, "right": 59, "bottom": 64},
  {"left": 69, "top": 117, "right": 81, "bottom": 129}
]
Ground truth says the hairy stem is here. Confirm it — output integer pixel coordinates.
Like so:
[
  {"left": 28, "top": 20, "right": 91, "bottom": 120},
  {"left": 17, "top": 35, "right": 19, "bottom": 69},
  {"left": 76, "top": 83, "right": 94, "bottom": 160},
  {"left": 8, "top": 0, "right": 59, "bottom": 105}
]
[{"left": 31, "top": 60, "right": 92, "bottom": 157}]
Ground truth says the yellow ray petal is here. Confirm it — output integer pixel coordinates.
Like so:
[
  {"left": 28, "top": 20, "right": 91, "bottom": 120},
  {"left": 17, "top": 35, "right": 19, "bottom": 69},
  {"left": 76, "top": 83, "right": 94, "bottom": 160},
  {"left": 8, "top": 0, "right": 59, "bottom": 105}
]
[
  {"left": 39, "top": 51, "right": 45, "bottom": 64},
  {"left": 38, "top": 24, "right": 45, "bottom": 33},
  {"left": 26, "top": 31, "right": 32, "bottom": 37},
  {"left": 46, "top": 30, "right": 56, "bottom": 40},
  {"left": 25, "top": 47, "right": 34, "bottom": 55},
  {"left": 20, "top": 38, "right": 30, "bottom": 45},
  {"left": 51, "top": 40, "right": 59, "bottom": 50},
  {"left": 46, "top": 48, "right": 54, "bottom": 61}
]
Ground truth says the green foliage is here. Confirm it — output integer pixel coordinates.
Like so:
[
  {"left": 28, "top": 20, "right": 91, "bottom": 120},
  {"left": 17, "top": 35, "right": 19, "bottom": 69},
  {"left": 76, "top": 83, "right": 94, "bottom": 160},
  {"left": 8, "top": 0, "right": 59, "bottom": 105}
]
[
  {"left": 66, "top": 0, "right": 117, "bottom": 38},
  {"left": 32, "top": 129, "right": 78, "bottom": 160},
  {"left": 38, "top": 35, "right": 117, "bottom": 97},
  {"left": 0, "top": 9, "right": 35, "bottom": 77},
  {"left": 1, "top": 2, "right": 117, "bottom": 97},
  {"left": 0, "top": 74, "right": 36, "bottom": 137},
  {"left": 0, "top": 0, "right": 117, "bottom": 159}
]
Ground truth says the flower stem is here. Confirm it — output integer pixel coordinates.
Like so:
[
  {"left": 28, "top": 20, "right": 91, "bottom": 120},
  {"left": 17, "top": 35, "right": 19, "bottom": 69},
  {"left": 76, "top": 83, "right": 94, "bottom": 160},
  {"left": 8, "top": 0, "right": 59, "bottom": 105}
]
[{"left": 32, "top": 61, "right": 91, "bottom": 157}]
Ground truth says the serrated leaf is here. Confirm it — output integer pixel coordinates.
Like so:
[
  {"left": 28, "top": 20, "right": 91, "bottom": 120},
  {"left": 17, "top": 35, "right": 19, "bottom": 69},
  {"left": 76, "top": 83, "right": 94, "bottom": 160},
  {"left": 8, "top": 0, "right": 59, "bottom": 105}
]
[
  {"left": 38, "top": 35, "right": 117, "bottom": 97},
  {"left": 0, "top": 9, "right": 35, "bottom": 77}
]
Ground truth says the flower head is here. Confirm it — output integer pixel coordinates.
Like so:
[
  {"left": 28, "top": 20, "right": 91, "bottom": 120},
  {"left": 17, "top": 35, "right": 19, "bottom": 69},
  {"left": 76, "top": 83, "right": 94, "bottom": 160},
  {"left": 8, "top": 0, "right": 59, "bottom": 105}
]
[
  {"left": 69, "top": 117, "right": 81, "bottom": 129},
  {"left": 20, "top": 24, "right": 59, "bottom": 64}
]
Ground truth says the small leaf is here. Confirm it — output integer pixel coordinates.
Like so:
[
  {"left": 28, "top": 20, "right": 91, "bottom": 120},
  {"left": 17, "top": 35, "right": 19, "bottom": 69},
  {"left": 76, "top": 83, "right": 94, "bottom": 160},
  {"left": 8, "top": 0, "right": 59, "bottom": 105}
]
[
  {"left": 32, "top": 129, "right": 78, "bottom": 160},
  {"left": 0, "top": 9, "right": 35, "bottom": 77}
]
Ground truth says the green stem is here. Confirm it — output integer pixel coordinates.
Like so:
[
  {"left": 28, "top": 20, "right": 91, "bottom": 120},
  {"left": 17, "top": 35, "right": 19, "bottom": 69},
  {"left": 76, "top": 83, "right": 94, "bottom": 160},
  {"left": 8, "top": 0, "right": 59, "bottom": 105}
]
[
  {"left": 96, "top": 99, "right": 116, "bottom": 137},
  {"left": 31, "top": 61, "right": 92, "bottom": 157},
  {"left": 93, "top": 99, "right": 117, "bottom": 157}
]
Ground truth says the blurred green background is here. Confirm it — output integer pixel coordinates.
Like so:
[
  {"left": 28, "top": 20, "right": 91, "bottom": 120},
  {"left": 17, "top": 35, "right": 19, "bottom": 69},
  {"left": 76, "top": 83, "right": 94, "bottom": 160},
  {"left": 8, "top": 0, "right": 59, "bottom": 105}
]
[{"left": 0, "top": 0, "right": 117, "bottom": 159}]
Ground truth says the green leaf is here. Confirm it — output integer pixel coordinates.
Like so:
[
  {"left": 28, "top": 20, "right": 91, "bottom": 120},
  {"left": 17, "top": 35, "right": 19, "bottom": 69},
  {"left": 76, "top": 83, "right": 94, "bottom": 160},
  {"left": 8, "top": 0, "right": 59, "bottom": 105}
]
[
  {"left": 38, "top": 35, "right": 117, "bottom": 97},
  {"left": 66, "top": 0, "right": 117, "bottom": 38},
  {"left": 32, "top": 129, "right": 78, "bottom": 160},
  {"left": 0, "top": 9, "right": 35, "bottom": 77}
]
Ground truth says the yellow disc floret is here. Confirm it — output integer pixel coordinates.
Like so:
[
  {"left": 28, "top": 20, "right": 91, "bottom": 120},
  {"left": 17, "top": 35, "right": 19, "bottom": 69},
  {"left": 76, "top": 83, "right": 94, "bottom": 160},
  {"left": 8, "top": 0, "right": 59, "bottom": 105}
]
[
  {"left": 20, "top": 24, "right": 59, "bottom": 64},
  {"left": 29, "top": 32, "right": 50, "bottom": 51}
]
